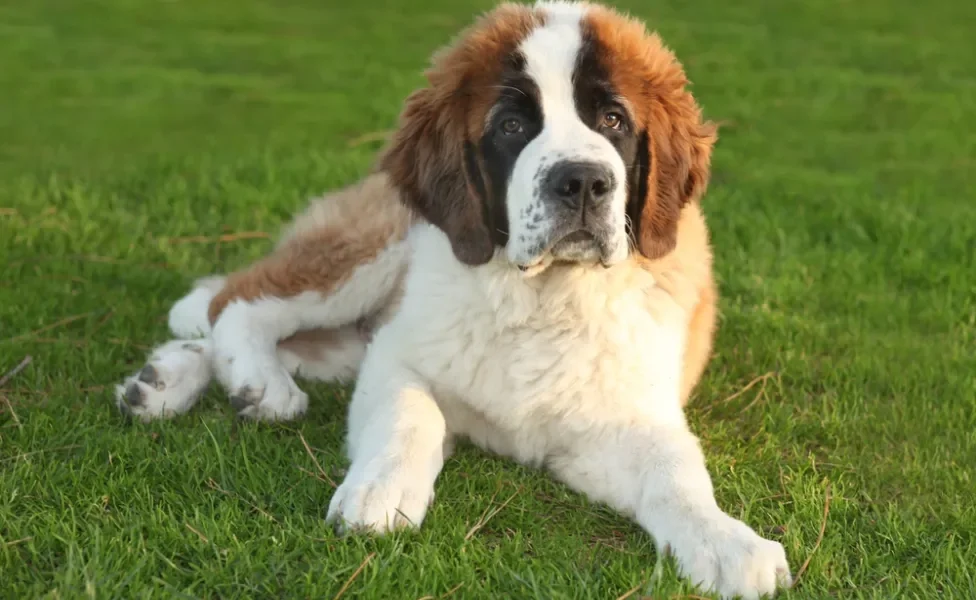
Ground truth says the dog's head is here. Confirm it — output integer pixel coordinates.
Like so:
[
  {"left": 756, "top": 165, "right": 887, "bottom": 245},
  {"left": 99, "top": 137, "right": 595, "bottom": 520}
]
[{"left": 381, "top": 1, "right": 716, "bottom": 275}]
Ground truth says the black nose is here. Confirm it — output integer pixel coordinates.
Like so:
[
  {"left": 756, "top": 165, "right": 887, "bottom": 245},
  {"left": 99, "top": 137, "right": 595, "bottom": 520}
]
[{"left": 547, "top": 161, "right": 614, "bottom": 210}]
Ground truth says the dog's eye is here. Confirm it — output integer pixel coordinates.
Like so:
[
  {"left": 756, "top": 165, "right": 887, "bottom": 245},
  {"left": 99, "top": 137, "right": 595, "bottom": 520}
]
[
  {"left": 500, "top": 118, "right": 524, "bottom": 135},
  {"left": 602, "top": 112, "right": 624, "bottom": 130}
]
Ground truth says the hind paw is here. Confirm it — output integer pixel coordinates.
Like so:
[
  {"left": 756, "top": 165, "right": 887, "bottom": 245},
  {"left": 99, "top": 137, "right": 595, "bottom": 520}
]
[{"left": 115, "top": 340, "right": 213, "bottom": 422}]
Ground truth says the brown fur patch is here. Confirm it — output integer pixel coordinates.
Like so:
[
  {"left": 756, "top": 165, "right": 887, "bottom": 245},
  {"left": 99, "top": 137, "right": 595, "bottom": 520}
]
[
  {"left": 379, "top": 4, "right": 542, "bottom": 265},
  {"left": 583, "top": 7, "right": 718, "bottom": 260},
  {"left": 207, "top": 229, "right": 387, "bottom": 324},
  {"left": 207, "top": 173, "right": 412, "bottom": 324}
]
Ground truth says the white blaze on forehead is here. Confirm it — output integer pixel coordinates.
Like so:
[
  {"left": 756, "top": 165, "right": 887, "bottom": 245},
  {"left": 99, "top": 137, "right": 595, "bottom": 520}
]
[{"left": 520, "top": 2, "right": 588, "bottom": 128}]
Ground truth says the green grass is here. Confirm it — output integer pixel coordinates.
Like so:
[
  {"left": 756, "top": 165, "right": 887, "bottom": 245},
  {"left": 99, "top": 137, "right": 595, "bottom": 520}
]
[{"left": 1, "top": 0, "right": 974, "bottom": 597}]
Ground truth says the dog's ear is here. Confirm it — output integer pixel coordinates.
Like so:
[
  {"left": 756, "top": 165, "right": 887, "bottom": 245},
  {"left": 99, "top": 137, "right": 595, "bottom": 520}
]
[
  {"left": 380, "top": 86, "right": 495, "bottom": 266},
  {"left": 628, "top": 91, "right": 717, "bottom": 260}
]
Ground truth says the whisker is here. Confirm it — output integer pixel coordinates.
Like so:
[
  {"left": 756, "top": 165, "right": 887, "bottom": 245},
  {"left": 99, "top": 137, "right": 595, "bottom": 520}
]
[
  {"left": 493, "top": 85, "right": 528, "bottom": 99},
  {"left": 623, "top": 213, "right": 639, "bottom": 246},
  {"left": 623, "top": 212, "right": 635, "bottom": 231}
]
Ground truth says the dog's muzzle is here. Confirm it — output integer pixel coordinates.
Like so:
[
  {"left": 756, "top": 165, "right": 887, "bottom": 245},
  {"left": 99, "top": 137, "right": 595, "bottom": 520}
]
[{"left": 542, "top": 159, "right": 619, "bottom": 264}]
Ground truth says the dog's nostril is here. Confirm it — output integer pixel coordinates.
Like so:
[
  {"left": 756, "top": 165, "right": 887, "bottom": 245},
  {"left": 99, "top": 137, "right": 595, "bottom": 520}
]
[
  {"left": 568, "top": 179, "right": 582, "bottom": 196},
  {"left": 591, "top": 179, "right": 609, "bottom": 197},
  {"left": 558, "top": 178, "right": 582, "bottom": 197}
]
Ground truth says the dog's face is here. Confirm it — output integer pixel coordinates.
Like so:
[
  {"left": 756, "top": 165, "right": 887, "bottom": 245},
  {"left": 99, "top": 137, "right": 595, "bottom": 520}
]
[{"left": 382, "top": 1, "right": 716, "bottom": 274}]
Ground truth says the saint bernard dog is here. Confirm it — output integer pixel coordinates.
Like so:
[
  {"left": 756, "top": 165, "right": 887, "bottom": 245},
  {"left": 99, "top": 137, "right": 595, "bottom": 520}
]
[{"left": 114, "top": 2, "right": 792, "bottom": 597}]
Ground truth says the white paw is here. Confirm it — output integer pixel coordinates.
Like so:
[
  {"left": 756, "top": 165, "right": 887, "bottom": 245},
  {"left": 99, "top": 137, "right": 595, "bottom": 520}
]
[
  {"left": 210, "top": 299, "right": 308, "bottom": 421},
  {"left": 168, "top": 276, "right": 225, "bottom": 339},
  {"left": 114, "top": 340, "right": 213, "bottom": 422},
  {"left": 227, "top": 366, "right": 309, "bottom": 421},
  {"left": 671, "top": 513, "right": 791, "bottom": 599},
  {"left": 215, "top": 343, "right": 307, "bottom": 421},
  {"left": 326, "top": 459, "right": 436, "bottom": 534}
]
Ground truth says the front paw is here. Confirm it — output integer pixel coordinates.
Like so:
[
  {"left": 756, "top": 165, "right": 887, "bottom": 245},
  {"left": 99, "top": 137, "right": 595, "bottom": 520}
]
[
  {"left": 670, "top": 513, "right": 791, "bottom": 599},
  {"left": 326, "top": 462, "right": 436, "bottom": 534}
]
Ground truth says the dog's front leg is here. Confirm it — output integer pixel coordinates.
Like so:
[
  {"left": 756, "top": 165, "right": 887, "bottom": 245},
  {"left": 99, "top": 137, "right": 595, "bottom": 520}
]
[
  {"left": 549, "top": 420, "right": 791, "bottom": 599},
  {"left": 326, "top": 350, "right": 448, "bottom": 533}
]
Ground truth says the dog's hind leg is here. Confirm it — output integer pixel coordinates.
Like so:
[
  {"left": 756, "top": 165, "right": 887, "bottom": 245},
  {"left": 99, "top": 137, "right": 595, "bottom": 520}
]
[
  {"left": 114, "top": 290, "right": 373, "bottom": 422},
  {"left": 114, "top": 173, "right": 411, "bottom": 422},
  {"left": 113, "top": 325, "right": 371, "bottom": 422},
  {"left": 208, "top": 233, "right": 410, "bottom": 421},
  {"left": 204, "top": 173, "right": 413, "bottom": 421}
]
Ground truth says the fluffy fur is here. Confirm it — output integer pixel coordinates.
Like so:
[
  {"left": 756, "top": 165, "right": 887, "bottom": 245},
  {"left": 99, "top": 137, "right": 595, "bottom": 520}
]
[{"left": 113, "top": 3, "right": 792, "bottom": 598}]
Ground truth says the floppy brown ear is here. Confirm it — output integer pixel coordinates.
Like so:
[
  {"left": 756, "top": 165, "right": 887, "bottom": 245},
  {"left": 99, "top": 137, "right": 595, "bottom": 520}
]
[
  {"left": 631, "top": 94, "right": 717, "bottom": 259},
  {"left": 379, "top": 87, "right": 495, "bottom": 266}
]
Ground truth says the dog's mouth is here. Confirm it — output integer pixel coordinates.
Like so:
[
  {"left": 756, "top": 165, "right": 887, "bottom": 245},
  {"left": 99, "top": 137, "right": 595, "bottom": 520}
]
[
  {"left": 550, "top": 229, "right": 602, "bottom": 262},
  {"left": 516, "top": 230, "right": 609, "bottom": 277}
]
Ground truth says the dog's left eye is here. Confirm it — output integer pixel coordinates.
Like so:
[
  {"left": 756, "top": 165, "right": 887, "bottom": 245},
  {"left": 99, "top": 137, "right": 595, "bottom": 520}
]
[
  {"left": 500, "top": 118, "right": 524, "bottom": 135},
  {"left": 602, "top": 112, "right": 624, "bottom": 131}
]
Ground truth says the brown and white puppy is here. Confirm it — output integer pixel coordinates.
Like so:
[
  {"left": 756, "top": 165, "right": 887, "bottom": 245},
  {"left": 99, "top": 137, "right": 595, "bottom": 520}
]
[{"left": 114, "top": 2, "right": 791, "bottom": 597}]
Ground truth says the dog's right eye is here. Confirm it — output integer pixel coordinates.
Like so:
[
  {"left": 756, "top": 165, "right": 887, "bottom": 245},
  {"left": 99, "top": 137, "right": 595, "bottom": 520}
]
[{"left": 500, "top": 118, "right": 524, "bottom": 135}]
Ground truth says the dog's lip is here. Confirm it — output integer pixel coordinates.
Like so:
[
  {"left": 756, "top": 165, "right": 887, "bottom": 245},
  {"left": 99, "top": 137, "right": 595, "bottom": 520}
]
[
  {"left": 554, "top": 230, "right": 596, "bottom": 245},
  {"left": 550, "top": 228, "right": 606, "bottom": 259},
  {"left": 517, "top": 256, "right": 546, "bottom": 270},
  {"left": 515, "top": 229, "right": 609, "bottom": 272},
  {"left": 516, "top": 255, "right": 553, "bottom": 277}
]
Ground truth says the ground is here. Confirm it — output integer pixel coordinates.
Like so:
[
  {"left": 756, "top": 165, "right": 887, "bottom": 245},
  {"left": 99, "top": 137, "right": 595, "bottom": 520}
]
[{"left": 1, "top": 0, "right": 974, "bottom": 598}]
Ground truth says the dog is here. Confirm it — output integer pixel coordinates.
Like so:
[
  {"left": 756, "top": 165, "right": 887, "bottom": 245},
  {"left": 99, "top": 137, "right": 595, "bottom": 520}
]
[{"left": 114, "top": 2, "right": 792, "bottom": 597}]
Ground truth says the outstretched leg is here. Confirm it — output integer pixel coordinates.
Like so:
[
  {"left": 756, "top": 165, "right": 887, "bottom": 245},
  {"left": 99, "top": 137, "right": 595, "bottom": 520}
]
[{"left": 547, "top": 418, "right": 791, "bottom": 599}]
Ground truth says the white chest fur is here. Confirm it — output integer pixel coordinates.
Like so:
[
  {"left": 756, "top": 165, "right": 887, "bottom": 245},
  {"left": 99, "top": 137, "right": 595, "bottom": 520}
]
[
  {"left": 377, "top": 225, "right": 690, "bottom": 463},
  {"left": 331, "top": 225, "right": 792, "bottom": 600}
]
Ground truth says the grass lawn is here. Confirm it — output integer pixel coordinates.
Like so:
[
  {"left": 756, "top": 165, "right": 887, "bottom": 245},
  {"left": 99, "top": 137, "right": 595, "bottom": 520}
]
[{"left": 2, "top": 0, "right": 974, "bottom": 597}]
